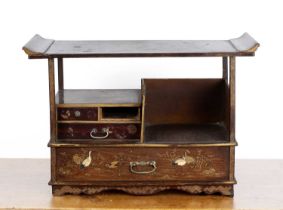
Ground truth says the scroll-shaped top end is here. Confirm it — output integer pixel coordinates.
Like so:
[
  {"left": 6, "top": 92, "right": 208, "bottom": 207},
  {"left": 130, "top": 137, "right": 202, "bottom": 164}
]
[
  {"left": 22, "top": 34, "right": 54, "bottom": 57},
  {"left": 230, "top": 32, "right": 260, "bottom": 53}
]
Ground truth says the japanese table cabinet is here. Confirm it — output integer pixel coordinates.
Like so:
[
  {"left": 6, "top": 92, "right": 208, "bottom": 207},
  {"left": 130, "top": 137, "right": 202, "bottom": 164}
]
[{"left": 23, "top": 33, "right": 259, "bottom": 196}]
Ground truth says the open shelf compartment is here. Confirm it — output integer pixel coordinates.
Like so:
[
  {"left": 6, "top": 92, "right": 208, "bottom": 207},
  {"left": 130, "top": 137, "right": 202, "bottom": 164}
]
[
  {"left": 142, "top": 78, "right": 229, "bottom": 144},
  {"left": 101, "top": 107, "right": 140, "bottom": 120}
]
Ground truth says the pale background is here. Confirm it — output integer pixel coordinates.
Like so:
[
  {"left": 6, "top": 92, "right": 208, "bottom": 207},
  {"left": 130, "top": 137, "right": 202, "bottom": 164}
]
[{"left": 0, "top": 0, "right": 282, "bottom": 158}]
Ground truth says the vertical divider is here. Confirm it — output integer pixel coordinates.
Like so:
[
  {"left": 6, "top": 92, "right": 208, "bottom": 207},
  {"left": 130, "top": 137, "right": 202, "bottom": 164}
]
[
  {"left": 98, "top": 107, "right": 102, "bottom": 121},
  {"left": 229, "top": 56, "right": 236, "bottom": 142},
  {"left": 229, "top": 56, "right": 236, "bottom": 183},
  {"left": 48, "top": 57, "right": 57, "bottom": 183},
  {"left": 58, "top": 57, "right": 64, "bottom": 91},
  {"left": 223, "top": 56, "right": 230, "bottom": 137},
  {"left": 48, "top": 58, "right": 56, "bottom": 141},
  {"left": 222, "top": 57, "right": 228, "bottom": 84},
  {"left": 140, "top": 80, "right": 146, "bottom": 143}
]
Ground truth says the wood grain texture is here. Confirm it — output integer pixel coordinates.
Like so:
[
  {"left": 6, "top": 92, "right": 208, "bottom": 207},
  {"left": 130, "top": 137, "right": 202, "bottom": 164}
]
[
  {"left": 48, "top": 58, "right": 56, "bottom": 142},
  {"left": 229, "top": 56, "right": 236, "bottom": 142},
  {"left": 56, "top": 89, "right": 141, "bottom": 106},
  {"left": 50, "top": 148, "right": 56, "bottom": 183},
  {"left": 223, "top": 57, "right": 230, "bottom": 136},
  {"left": 22, "top": 33, "right": 259, "bottom": 58},
  {"left": 144, "top": 123, "right": 228, "bottom": 144},
  {"left": 222, "top": 57, "right": 228, "bottom": 84},
  {"left": 143, "top": 79, "right": 227, "bottom": 125},
  {"left": 0, "top": 159, "right": 282, "bottom": 210},
  {"left": 57, "top": 58, "right": 64, "bottom": 91}
]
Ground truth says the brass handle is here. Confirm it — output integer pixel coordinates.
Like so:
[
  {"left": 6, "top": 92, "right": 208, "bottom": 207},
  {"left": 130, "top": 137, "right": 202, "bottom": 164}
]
[
  {"left": 129, "top": 161, "right": 157, "bottom": 174},
  {"left": 90, "top": 128, "right": 112, "bottom": 139}
]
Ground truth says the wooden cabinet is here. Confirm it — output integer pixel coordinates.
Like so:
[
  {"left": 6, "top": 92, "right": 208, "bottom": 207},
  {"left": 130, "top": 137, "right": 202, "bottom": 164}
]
[{"left": 23, "top": 33, "right": 259, "bottom": 196}]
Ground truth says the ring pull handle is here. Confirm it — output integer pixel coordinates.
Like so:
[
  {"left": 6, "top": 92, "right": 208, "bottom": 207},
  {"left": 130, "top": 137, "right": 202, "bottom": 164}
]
[
  {"left": 90, "top": 127, "right": 112, "bottom": 139},
  {"left": 129, "top": 161, "right": 157, "bottom": 174}
]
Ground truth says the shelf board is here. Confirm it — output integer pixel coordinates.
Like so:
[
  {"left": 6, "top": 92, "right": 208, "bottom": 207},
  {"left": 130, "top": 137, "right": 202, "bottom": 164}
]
[
  {"left": 144, "top": 123, "right": 229, "bottom": 144},
  {"left": 23, "top": 33, "right": 259, "bottom": 58},
  {"left": 56, "top": 139, "right": 140, "bottom": 145},
  {"left": 48, "top": 141, "right": 236, "bottom": 148},
  {"left": 55, "top": 89, "right": 141, "bottom": 107}
]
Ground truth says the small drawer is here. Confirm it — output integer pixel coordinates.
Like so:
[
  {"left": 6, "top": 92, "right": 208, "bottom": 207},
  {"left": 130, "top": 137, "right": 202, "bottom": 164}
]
[
  {"left": 57, "top": 108, "right": 98, "bottom": 121},
  {"left": 57, "top": 123, "right": 141, "bottom": 140},
  {"left": 55, "top": 147, "right": 230, "bottom": 182}
]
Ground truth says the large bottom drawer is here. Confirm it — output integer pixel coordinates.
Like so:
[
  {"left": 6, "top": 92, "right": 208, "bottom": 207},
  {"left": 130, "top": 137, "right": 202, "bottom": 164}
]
[{"left": 55, "top": 146, "right": 230, "bottom": 182}]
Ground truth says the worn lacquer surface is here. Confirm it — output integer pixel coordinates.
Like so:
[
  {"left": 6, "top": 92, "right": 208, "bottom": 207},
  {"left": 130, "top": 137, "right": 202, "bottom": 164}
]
[
  {"left": 55, "top": 147, "right": 229, "bottom": 182},
  {"left": 57, "top": 123, "right": 141, "bottom": 140},
  {"left": 23, "top": 33, "right": 259, "bottom": 58},
  {"left": 58, "top": 107, "right": 98, "bottom": 121}
]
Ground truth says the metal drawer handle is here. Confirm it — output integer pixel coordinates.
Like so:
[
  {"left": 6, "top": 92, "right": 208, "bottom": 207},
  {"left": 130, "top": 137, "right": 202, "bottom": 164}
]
[
  {"left": 129, "top": 161, "right": 157, "bottom": 174},
  {"left": 90, "top": 128, "right": 112, "bottom": 139}
]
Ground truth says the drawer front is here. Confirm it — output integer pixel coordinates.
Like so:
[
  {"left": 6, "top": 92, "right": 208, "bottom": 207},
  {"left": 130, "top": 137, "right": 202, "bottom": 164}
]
[
  {"left": 57, "top": 108, "right": 98, "bottom": 121},
  {"left": 57, "top": 123, "right": 141, "bottom": 140},
  {"left": 56, "top": 147, "right": 229, "bottom": 182}
]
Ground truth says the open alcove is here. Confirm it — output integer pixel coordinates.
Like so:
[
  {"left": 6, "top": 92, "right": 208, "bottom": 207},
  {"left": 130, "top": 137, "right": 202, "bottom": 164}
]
[{"left": 142, "top": 78, "right": 229, "bottom": 144}]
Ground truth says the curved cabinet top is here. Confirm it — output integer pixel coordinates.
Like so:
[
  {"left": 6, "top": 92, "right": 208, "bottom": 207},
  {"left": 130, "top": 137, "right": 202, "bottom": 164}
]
[{"left": 23, "top": 33, "right": 259, "bottom": 58}]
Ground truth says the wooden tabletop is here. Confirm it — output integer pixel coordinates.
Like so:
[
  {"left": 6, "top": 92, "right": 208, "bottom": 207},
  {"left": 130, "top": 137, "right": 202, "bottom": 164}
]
[
  {"left": 22, "top": 33, "right": 259, "bottom": 58},
  {"left": 0, "top": 159, "right": 282, "bottom": 210}
]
